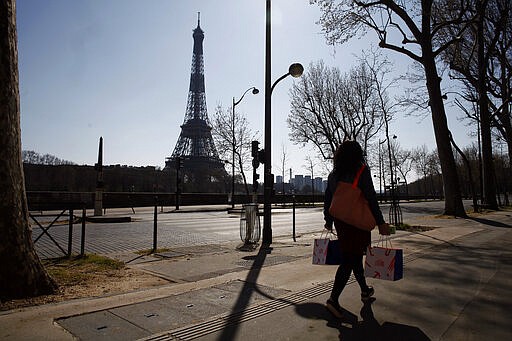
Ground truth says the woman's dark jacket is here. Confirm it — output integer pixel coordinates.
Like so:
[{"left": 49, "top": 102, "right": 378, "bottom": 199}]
[{"left": 323, "top": 164, "right": 384, "bottom": 255}]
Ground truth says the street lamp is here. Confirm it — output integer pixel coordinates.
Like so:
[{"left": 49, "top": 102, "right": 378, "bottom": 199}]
[
  {"left": 232, "top": 86, "right": 259, "bottom": 209},
  {"left": 377, "top": 139, "right": 387, "bottom": 200},
  {"left": 262, "top": 64, "right": 303, "bottom": 245},
  {"left": 263, "top": 1, "right": 304, "bottom": 246},
  {"left": 387, "top": 134, "right": 402, "bottom": 226}
]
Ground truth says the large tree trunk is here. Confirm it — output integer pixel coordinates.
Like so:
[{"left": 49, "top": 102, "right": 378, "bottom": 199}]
[
  {"left": 498, "top": 104, "right": 512, "bottom": 171},
  {"left": 477, "top": 0, "right": 498, "bottom": 209},
  {"left": 0, "top": 0, "right": 56, "bottom": 300},
  {"left": 423, "top": 57, "right": 467, "bottom": 217}
]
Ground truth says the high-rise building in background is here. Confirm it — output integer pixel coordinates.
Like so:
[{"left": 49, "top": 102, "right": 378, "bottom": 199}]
[
  {"left": 294, "top": 175, "right": 304, "bottom": 192},
  {"left": 314, "top": 177, "right": 323, "bottom": 193},
  {"left": 305, "top": 175, "right": 311, "bottom": 185}
]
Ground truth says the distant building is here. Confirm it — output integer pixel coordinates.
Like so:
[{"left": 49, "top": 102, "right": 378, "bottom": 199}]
[
  {"left": 276, "top": 175, "right": 283, "bottom": 184},
  {"left": 314, "top": 177, "right": 323, "bottom": 193},
  {"left": 294, "top": 175, "right": 304, "bottom": 192}
]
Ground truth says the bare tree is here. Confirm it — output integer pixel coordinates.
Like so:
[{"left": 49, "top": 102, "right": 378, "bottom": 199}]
[
  {"left": 278, "top": 143, "right": 288, "bottom": 194},
  {"left": 311, "top": 0, "right": 468, "bottom": 216},
  {"left": 427, "top": 150, "right": 443, "bottom": 197},
  {"left": 393, "top": 144, "right": 414, "bottom": 198},
  {"left": 288, "top": 59, "right": 386, "bottom": 161},
  {"left": 212, "top": 104, "right": 258, "bottom": 195},
  {"left": 411, "top": 145, "right": 431, "bottom": 198},
  {"left": 442, "top": 0, "right": 511, "bottom": 157},
  {"left": 449, "top": 131, "right": 480, "bottom": 211},
  {"left": 0, "top": 0, "right": 56, "bottom": 300},
  {"left": 22, "top": 150, "right": 76, "bottom": 165},
  {"left": 304, "top": 155, "right": 316, "bottom": 195},
  {"left": 438, "top": 0, "right": 512, "bottom": 208},
  {"left": 481, "top": 0, "right": 512, "bottom": 168}
]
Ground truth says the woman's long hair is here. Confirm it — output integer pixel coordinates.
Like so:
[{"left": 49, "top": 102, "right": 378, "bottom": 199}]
[{"left": 333, "top": 140, "right": 365, "bottom": 176}]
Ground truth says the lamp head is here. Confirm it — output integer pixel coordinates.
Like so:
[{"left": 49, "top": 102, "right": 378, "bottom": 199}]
[
  {"left": 289, "top": 63, "right": 304, "bottom": 78},
  {"left": 252, "top": 88, "right": 260, "bottom": 95}
]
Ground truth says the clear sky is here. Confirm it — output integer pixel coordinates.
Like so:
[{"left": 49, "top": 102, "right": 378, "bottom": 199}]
[{"left": 17, "top": 0, "right": 474, "bottom": 182}]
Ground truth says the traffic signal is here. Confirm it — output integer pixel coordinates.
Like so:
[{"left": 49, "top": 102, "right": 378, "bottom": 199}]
[
  {"left": 252, "top": 141, "right": 260, "bottom": 168},
  {"left": 251, "top": 140, "right": 265, "bottom": 168},
  {"left": 251, "top": 141, "right": 259, "bottom": 158},
  {"left": 253, "top": 173, "right": 259, "bottom": 192},
  {"left": 258, "top": 149, "right": 265, "bottom": 164},
  {"left": 252, "top": 157, "right": 260, "bottom": 169}
]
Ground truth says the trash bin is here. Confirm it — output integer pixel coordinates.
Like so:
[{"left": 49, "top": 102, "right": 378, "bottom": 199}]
[{"left": 240, "top": 203, "right": 261, "bottom": 244}]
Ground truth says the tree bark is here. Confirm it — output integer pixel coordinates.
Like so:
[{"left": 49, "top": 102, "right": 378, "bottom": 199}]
[
  {"left": 477, "top": 0, "right": 498, "bottom": 209},
  {"left": 0, "top": 0, "right": 56, "bottom": 300},
  {"left": 416, "top": 3, "right": 467, "bottom": 217},
  {"left": 423, "top": 55, "right": 467, "bottom": 217}
]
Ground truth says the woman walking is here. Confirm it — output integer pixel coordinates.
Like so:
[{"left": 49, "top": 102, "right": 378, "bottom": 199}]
[{"left": 323, "top": 141, "right": 390, "bottom": 318}]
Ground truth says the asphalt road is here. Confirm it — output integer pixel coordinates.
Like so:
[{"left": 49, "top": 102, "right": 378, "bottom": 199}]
[{"left": 32, "top": 200, "right": 474, "bottom": 259}]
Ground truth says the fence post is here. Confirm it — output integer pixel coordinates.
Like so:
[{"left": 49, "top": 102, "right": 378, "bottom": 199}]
[
  {"left": 80, "top": 205, "right": 86, "bottom": 257},
  {"left": 67, "top": 209, "right": 73, "bottom": 257},
  {"left": 292, "top": 195, "right": 296, "bottom": 242},
  {"left": 153, "top": 196, "right": 158, "bottom": 252}
]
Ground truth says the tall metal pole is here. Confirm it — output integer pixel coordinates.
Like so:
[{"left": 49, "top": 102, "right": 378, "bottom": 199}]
[
  {"left": 153, "top": 198, "right": 158, "bottom": 252},
  {"left": 232, "top": 97, "right": 236, "bottom": 209},
  {"left": 67, "top": 209, "right": 73, "bottom": 257},
  {"left": 175, "top": 157, "right": 181, "bottom": 211},
  {"left": 232, "top": 87, "right": 258, "bottom": 208},
  {"left": 378, "top": 140, "right": 383, "bottom": 198},
  {"left": 263, "top": 0, "right": 272, "bottom": 245}
]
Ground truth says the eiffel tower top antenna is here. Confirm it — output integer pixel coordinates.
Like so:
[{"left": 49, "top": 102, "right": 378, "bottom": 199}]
[{"left": 197, "top": 12, "right": 200, "bottom": 27}]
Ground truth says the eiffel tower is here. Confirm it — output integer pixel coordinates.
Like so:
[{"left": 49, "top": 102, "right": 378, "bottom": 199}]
[{"left": 165, "top": 14, "right": 227, "bottom": 191}]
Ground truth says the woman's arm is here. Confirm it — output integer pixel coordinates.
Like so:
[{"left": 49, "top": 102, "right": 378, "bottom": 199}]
[
  {"left": 359, "top": 166, "right": 385, "bottom": 226},
  {"left": 323, "top": 173, "right": 335, "bottom": 230}
]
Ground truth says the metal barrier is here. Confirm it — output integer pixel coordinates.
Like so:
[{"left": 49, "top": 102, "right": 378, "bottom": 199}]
[
  {"left": 31, "top": 209, "right": 71, "bottom": 257},
  {"left": 30, "top": 207, "right": 86, "bottom": 258}
]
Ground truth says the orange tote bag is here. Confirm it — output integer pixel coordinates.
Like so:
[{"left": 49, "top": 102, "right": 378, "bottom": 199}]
[{"left": 328, "top": 164, "right": 376, "bottom": 231}]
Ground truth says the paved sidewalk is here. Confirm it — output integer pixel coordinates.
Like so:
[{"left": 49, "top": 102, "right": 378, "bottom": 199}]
[{"left": 1, "top": 210, "right": 511, "bottom": 340}]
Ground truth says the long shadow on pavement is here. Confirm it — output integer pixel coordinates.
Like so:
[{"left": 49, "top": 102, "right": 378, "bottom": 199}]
[
  {"left": 468, "top": 217, "right": 511, "bottom": 228},
  {"left": 295, "top": 299, "right": 431, "bottom": 340},
  {"left": 216, "top": 244, "right": 272, "bottom": 341}
]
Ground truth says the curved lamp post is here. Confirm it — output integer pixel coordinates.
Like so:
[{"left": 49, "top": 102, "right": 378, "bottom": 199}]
[
  {"left": 262, "top": 62, "right": 304, "bottom": 245},
  {"left": 262, "top": 0, "right": 304, "bottom": 246},
  {"left": 271, "top": 64, "right": 304, "bottom": 93},
  {"left": 232, "top": 87, "right": 259, "bottom": 209}
]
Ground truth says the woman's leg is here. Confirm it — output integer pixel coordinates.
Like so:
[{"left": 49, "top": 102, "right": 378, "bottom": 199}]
[
  {"left": 330, "top": 253, "right": 353, "bottom": 302},
  {"left": 352, "top": 254, "right": 370, "bottom": 291}
]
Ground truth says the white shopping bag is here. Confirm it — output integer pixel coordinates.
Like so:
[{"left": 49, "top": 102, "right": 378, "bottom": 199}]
[
  {"left": 312, "top": 238, "right": 329, "bottom": 265},
  {"left": 364, "top": 246, "right": 403, "bottom": 281}
]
